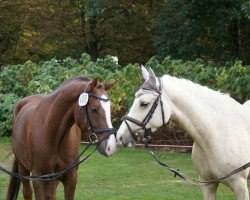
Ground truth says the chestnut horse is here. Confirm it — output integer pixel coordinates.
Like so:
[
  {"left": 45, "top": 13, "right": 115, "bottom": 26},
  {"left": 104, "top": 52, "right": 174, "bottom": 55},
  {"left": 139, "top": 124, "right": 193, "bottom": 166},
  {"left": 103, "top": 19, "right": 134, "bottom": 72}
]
[{"left": 6, "top": 77, "right": 117, "bottom": 200}]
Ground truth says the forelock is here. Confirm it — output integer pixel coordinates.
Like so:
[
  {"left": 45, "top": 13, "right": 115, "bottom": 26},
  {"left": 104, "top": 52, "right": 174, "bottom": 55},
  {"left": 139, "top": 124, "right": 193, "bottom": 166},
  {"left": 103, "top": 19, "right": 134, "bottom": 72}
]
[{"left": 141, "top": 80, "right": 159, "bottom": 91}]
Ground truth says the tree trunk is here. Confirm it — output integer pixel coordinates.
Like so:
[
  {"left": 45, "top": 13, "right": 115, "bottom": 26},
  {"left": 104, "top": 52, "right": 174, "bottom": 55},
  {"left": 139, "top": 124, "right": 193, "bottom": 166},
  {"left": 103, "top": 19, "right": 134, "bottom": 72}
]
[
  {"left": 87, "top": 18, "right": 98, "bottom": 61},
  {"left": 230, "top": 18, "right": 240, "bottom": 58}
]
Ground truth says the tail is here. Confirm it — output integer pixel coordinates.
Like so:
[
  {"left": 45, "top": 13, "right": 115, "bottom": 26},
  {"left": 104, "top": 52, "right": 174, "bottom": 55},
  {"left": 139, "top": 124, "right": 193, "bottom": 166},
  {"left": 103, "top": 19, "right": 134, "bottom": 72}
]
[{"left": 6, "top": 158, "right": 20, "bottom": 200}]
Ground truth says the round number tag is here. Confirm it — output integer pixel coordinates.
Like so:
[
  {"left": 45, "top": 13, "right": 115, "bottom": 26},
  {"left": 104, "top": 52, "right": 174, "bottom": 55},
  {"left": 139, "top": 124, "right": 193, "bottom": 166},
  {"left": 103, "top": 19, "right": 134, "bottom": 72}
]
[{"left": 78, "top": 93, "right": 89, "bottom": 106}]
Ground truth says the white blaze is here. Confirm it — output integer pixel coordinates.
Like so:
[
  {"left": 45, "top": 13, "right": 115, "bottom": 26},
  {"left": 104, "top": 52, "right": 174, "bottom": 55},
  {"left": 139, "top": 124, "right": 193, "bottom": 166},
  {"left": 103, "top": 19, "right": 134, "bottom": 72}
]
[
  {"left": 100, "top": 95, "right": 113, "bottom": 128},
  {"left": 100, "top": 95, "right": 116, "bottom": 156}
]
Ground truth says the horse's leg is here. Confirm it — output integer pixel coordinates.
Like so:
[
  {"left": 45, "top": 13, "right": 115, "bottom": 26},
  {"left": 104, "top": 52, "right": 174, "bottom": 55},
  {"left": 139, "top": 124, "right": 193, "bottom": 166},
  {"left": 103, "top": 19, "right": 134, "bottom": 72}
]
[
  {"left": 50, "top": 180, "right": 59, "bottom": 200},
  {"left": 18, "top": 164, "right": 32, "bottom": 200},
  {"left": 33, "top": 179, "right": 59, "bottom": 200},
  {"left": 32, "top": 180, "right": 43, "bottom": 200},
  {"left": 201, "top": 180, "right": 219, "bottom": 200},
  {"left": 228, "top": 178, "right": 249, "bottom": 200},
  {"left": 62, "top": 170, "right": 78, "bottom": 200}
]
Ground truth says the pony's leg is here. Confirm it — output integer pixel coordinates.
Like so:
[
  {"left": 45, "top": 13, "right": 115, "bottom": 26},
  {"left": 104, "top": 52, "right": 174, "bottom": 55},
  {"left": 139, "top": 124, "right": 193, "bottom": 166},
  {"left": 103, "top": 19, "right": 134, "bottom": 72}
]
[
  {"left": 33, "top": 179, "right": 59, "bottom": 200},
  {"left": 228, "top": 178, "right": 249, "bottom": 200},
  {"left": 18, "top": 164, "right": 32, "bottom": 200},
  {"left": 62, "top": 170, "right": 78, "bottom": 200},
  {"left": 201, "top": 181, "right": 219, "bottom": 200}
]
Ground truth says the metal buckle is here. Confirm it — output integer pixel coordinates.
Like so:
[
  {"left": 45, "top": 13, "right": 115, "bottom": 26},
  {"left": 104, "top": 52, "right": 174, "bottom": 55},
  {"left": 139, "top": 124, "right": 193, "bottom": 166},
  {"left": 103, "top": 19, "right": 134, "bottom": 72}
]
[
  {"left": 89, "top": 133, "right": 98, "bottom": 143},
  {"left": 134, "top": 129, "right": 152, "bottom": 142}
]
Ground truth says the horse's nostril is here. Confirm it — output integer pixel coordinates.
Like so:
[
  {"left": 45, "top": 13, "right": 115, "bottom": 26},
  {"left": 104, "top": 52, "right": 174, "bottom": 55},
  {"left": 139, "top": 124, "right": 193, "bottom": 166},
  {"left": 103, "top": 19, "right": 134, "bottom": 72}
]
[
  {"left": 107, "top": 146, "right": 111, "bottom": 152},
  {"left": 119, "top": 136, "right": 122, "bottom": 142}
]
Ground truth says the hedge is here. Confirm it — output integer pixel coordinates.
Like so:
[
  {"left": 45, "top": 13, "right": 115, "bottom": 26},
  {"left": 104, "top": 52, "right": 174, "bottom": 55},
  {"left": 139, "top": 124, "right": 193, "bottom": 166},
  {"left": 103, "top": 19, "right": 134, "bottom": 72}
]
[{"left": 0, "top": 54, "right": 249, "bottom": 136}]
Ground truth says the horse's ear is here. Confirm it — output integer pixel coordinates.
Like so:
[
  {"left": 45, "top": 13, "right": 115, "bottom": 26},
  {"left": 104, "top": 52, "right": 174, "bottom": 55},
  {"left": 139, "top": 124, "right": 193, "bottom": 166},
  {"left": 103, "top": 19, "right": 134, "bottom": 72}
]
[
  {"left": 148, "top": 68, "right": 159, "bottom": 88},
  {"left": 104, "top": 80, "right": 117, "bottom": 91},
  {"left": 89, "top": 77, "right": 99, "bottom": 91},
  {"left": 141, "top": 65, "right": 149, "bottom": 81}
]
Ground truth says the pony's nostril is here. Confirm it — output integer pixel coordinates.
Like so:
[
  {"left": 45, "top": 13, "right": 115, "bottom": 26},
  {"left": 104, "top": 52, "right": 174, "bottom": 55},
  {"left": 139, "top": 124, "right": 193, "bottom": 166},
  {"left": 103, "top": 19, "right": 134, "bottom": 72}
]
[
  {"left": 119, "top": 136, "right": 122, "bottom": 142},
  {"left": 107, "top": 146, "right": 111, "bottom": 152}
]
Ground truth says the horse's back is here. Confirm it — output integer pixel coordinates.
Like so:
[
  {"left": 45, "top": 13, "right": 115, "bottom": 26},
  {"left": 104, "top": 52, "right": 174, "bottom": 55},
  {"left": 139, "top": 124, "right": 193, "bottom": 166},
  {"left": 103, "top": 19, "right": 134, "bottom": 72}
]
[
  {"left": 242, "top": 100, "right": 250, "bottom": 125},
  {"left": 13, "top": 95, "right": 45, "bottom": 121},
  {"left": 243, "top": 100, "right": 250, "bottom": 112}
]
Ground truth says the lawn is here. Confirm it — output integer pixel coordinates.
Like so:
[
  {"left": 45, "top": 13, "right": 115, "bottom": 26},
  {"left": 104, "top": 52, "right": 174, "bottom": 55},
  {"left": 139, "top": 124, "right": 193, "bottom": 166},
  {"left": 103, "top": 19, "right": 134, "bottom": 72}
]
[{"left": 0, "top": 137, "right": 240, "bottom": 199}]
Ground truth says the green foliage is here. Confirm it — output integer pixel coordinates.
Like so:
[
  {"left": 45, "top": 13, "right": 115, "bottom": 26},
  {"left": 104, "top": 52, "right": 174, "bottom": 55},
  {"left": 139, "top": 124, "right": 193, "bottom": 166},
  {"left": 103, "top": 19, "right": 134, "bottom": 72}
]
[
  {"left": 0, "top": 54, "right": 249, "bottom": 136},
  {"left": 0, "top": 94, "right": 19, "bottom": 135}
]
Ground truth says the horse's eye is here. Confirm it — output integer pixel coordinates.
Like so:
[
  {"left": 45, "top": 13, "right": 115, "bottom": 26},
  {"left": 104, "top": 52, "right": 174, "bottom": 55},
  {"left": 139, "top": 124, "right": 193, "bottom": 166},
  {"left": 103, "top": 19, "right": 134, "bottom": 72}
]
[
  {"left": 90, "top": 107, "right": 98, "bottom": 113},
  {"left": 140, "top": 102, "right": 149, "bottom": 108}
]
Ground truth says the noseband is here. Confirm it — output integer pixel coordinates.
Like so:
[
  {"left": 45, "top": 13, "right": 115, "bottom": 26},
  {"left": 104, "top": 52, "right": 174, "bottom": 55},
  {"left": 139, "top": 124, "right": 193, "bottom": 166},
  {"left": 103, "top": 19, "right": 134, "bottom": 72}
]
[
  {"left": 123, "top": 78, "right": 165, "bottom": 141},
  {"left": 78, "top": 93, "right": 114, "bottom": 143}
]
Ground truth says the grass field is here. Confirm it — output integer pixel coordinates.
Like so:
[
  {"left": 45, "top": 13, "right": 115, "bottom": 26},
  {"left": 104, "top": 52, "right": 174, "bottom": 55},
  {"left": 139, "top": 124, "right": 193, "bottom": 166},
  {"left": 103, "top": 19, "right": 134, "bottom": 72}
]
[{"left": 0, "top": 137, "right": 244, "bottom": 199}]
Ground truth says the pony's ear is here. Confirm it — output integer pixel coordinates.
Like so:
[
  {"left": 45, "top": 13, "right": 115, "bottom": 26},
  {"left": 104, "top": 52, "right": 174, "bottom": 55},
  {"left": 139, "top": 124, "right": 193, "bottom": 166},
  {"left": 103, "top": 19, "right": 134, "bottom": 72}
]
[
  {"left": 141, "top": 65, "right": 149, "bottom": 81},
  {"left": 89, "top": 77, "right": 99, "bottom": 91},
  {"left": 148, "top": 68, "right": 159, "bottom": 88},
  {"left": 104, "top": 80, "right": 117, "bottom": 91}
]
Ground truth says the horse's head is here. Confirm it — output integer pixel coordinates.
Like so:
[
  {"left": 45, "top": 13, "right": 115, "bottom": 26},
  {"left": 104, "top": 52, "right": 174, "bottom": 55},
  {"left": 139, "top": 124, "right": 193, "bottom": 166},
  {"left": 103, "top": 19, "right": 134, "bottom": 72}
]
[
  {"left": 117, "top": 66, "right": 171, "bottom": 147},
  {"left": 76, "top": 77, "right": 117, "bottom": 156}
]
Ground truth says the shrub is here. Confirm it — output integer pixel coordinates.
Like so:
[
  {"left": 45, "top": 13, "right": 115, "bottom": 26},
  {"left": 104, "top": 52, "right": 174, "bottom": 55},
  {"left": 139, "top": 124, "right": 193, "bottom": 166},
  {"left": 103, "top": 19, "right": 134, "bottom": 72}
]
[{"left": 0, "top": 54, "right": 249, "bottom": 136}]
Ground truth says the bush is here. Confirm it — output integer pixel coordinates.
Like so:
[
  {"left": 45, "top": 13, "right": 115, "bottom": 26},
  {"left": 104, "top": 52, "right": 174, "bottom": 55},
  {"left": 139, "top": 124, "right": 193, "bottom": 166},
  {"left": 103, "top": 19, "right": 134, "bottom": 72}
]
[{"left": 0, "top": 54, "right": 249, "bottom": 136}]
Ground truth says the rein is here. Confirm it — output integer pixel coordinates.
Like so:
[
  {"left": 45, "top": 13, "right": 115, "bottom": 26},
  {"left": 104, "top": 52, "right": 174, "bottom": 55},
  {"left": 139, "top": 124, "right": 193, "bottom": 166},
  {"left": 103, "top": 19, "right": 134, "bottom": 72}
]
[
  {"left": 123, "top": 78, "right": 250, "bottom": 186},
  {"left": 142, "top": 137, "right": 250, "bottom": 186},
  {"left": 0, "top": 142, "right": 97, "bottom": 181}
]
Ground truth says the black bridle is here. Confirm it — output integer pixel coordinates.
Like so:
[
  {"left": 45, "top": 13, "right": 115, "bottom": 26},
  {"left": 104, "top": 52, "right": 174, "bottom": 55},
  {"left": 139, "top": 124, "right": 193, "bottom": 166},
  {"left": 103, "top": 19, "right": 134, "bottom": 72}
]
[
  {"left": 78, "top": 93, "right": 114, "bottom": 143},
  {"left": 123, "top": 78, "right": 165, "bottom": 141}
]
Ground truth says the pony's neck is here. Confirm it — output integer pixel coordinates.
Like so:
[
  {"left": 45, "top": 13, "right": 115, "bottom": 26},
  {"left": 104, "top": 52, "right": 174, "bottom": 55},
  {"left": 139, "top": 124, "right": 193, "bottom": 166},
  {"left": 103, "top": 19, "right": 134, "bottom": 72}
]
[{"left": 162, "top": 75, "right": 241, "bottom": 149}]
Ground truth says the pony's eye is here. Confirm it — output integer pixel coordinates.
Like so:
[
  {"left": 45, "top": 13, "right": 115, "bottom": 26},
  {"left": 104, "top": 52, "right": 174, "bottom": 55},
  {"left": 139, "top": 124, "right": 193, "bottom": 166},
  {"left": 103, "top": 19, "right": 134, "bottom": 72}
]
[
  {"left": 90, "top": 107, "right": 98, "bottom": 113},
  {"left": 140, "top": 102, "right": 149, "bottom": 108}
]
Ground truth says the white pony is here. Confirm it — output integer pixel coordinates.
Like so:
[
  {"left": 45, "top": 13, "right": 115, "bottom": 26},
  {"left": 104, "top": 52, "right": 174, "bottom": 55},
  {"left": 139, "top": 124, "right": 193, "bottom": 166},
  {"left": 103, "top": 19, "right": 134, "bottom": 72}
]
[{"left": 117, "top": 66, "right": 250, "bottom": 200}]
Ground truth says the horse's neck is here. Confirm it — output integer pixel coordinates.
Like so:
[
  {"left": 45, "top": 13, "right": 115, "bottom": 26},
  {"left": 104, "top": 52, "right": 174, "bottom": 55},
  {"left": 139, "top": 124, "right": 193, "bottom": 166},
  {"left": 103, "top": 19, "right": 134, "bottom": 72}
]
[
  {"left": 162, "top": 75, "right": 240, "bottom": 148},
  {"left": 41, "top": 82, "right": 83, "bottom": 143}
]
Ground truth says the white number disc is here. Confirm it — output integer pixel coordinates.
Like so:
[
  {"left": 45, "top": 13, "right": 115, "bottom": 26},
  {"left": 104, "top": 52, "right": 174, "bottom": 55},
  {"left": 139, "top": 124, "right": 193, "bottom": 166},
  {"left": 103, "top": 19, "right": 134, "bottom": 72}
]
[{"left": 78, "top": 93, "right": 89, "bottom": 106}]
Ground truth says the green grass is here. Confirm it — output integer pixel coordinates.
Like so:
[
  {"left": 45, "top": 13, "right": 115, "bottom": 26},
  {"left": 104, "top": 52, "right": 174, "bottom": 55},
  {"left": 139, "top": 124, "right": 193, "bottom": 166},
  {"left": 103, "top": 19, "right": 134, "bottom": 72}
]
[{"left": 0, "top": 137, "right": 243, "bottom": 199}]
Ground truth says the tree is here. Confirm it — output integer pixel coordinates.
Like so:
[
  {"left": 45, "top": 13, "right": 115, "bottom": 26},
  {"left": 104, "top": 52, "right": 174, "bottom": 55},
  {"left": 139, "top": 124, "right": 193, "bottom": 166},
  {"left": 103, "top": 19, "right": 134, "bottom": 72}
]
[
  {"left": 154, "top": 0, "right": 250, "bottom": 64},
  {"left": 0, "top": 0, "right": 84, "bottom": 67},
  {"left": 76, "top": 0, "right": 164, "bottom": 64},
  {"left": 0, "top": 1, "right": 22, "bottom": 66}
]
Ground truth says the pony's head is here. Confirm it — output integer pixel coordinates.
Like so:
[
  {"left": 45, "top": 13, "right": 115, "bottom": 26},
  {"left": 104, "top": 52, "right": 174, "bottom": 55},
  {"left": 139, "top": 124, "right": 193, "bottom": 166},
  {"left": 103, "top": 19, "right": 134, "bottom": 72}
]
[
  {"left": 117, "top": 66, "right": 171, "bottom": 147},
  {"left": 75, "top": 77, "right": 117, "bottom": 156}
]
